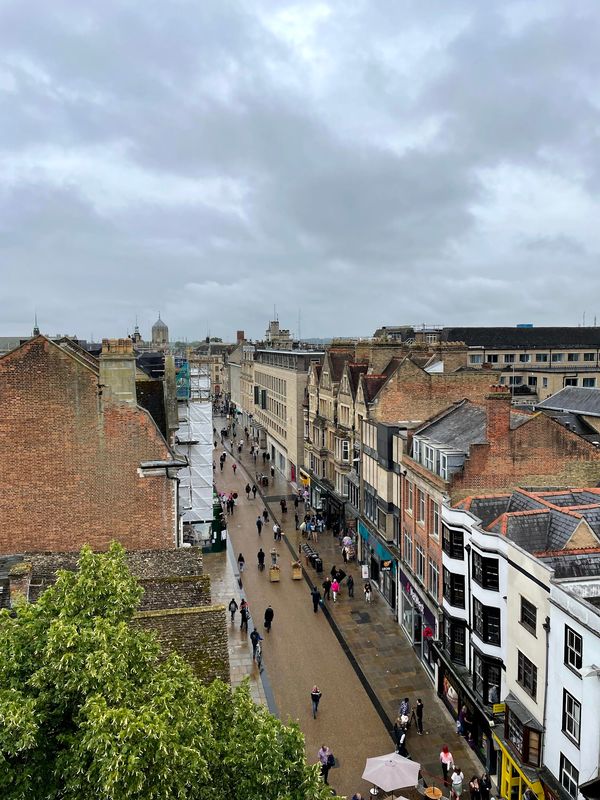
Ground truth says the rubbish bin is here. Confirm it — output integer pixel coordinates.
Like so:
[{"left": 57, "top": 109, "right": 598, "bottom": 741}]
[{"left": 314, "top": 557, "right": 323, "bottom": 574}]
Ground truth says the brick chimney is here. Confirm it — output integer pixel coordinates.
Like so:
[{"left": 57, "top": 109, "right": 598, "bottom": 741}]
[
  {"left": 99, "top": 338, "right": 137, "bottom": 405},
  {"left": 486, "top": 384, "right": 511, "bottom": 442},
  {"left": 236, "top": 330, "right": 245, "bottom": 344}
]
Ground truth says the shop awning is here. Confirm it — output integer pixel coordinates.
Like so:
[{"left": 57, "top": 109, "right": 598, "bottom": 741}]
[{"left": 504, "top": 692, "right": 543, "bottom": 732}]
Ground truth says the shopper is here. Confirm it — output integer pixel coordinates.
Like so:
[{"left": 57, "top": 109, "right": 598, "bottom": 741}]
[
  {"left": 347, "top": 574, "right": 354, "bottom": 598},
  {"left": 331, "top": 578, "right": 340, "bottom": 602},
  {"left": 415, "top": 698, "right": 424, "bottom": 734},
  {"left": 240, "top": 599, "right": 249, "bottom": 632},
  {"left": 318, "top": 745, "right": 333, "bottom": 785},
  {"left": 440, "top": 746, "right": 454, "bottom": 786},
  {"left": 451, "top": 767, "right": 465, "bottom": 799},
  {"left": 245, "top": 483, "right": 251, "bottom": 499},
  {"left": 479, "top": 773, "right": 492, "bottom": 800},
  {"left": 250, "top": 628, "right": 263, "bottom": 661},
  {"left": 311, "top": 586, "right": 322, "bottom": 613},
  {"left": 228, "top": 597, "right": 238, "bottom": 623},
  {"left": 257, "top": 548, "right": 266, "bottom": 571},
  {"left": 256, "top": 516, "right": 263, "bottom": 535},
  {"left": 252, "top": 483, "right": 257, "bottom": 499},
  {"left": 364, "top": 582, "right": 372, "bottom": 603},
  {"left": 237, "top": 553, "right": 245, "bottom": 573},
  {"left": 322, "top": 577, "right": 331, "bottom": 601},
  {"left": 469, "top": 776, "right": 481, "bottom": 800},
  {"left": 311, "top": 685, "right": 322, "bottom": 718},
  {"left": 264, "top": 605, "right": 274, "bottom": 632}
]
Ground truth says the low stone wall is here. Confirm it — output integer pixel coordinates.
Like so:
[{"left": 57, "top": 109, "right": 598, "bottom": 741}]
[
  {"left": 133, "top": 605, "right": 230, "bottom": 683},
  {"left": 138, "top": 575, "right": 211, "bottom": 610}
]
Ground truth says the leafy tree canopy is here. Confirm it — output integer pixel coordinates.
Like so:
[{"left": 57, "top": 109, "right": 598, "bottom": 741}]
[{"left": 0, "top": 542, "right": 335, "bottom": 800}]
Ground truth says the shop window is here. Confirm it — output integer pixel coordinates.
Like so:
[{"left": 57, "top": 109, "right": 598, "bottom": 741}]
[
  {"left": 505, "top": 708, "right": 541, "bottom": 767},
  {"left": 472, "top": 552, "right": 499, "bottom": 590},
  {"left": 564, "top": 626, "right": 583, "bottom": 671},
  {"left": 520, "top": 597, "right": 537, "bottom": 635},
  {"left": 560, "top": 754, "right": 579, "bottom": 799},
  {"left": 442, "top": 525, "right": 464, "bottom": 559},
  {"left": 473, "top": 598, "right": 501, "bottom": 645},
  {"left": 517, "top": 651, "right": 537, "bottom": 699},
  {"left": 562, "top": 690, "right": 581, "bottom": 745},
  {"left": 443, "top": 568, "right": 465, "bottom": 608},
  {"left": 473, "top": 651, "right": 501, "bottom": 705}
]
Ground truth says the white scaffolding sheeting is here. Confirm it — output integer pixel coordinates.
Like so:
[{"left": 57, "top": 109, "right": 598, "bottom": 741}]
[{"left": 175, "top": 374, "right": 213, "bottom": 523}]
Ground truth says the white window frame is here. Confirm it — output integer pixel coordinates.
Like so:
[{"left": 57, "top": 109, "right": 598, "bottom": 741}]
[
  {"left": 440, "top": 454, "right": 448, "bottom": 481},
  {"left": 424, "top": 445, "right": 435, "bottom": 472},
  {"left": 562, "top": 690, "right": 581, "bottom": 745},
  {"left": 416, "top": 544, "right": 425, "bottom": 581},
  {"left": 560, "top": 754, "right": 579, "bottom": 800}
]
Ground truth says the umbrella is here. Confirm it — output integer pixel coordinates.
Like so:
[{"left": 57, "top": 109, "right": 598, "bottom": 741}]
[{"left": 362, "top": 752, "right": 421, "bottom": 793}]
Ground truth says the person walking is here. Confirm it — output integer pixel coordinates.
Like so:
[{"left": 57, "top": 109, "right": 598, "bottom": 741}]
[
  {"left": 228, "top": 597, "right": 238, "bottom": 623},
  {"left": 232, "top": 462, "right": 237, "bottom": 475},
  {"left": 311, "top": 685, "right": 322, "bottom": 718},
  {"left": 469, "top": 776, "right": 481, "bottom": 800},
  {"left": 294, "top": 495, "right": 299, "bottom": 509},
  {"left": 318, "top": 745, "right": 333, "bottom": 785},
  {"left": 294, "top": 511, "right": 300, "bottom": 530},
  {"left": 252, "top": 483, "right": 257, "bottom": 499},
  {"left": 399, "top": 697, "right": 410, "bottom": 724},
  {"left": 262, "top": 509, "right": 269, "bottom": 523},
  {"left": 451, "top": 767, "right": 465, "bottom": 799},
  {"left": 256, "top": 516, "right": 263, "bottom": 535},
  {"left": 257, "top": 548, "right": 266, "bottom": 571},
  {"left": 264, "top": 605, "right": 274, "bottom": 633},
  {"left": 250, "top": 628, "right": 263, "bottom": 661},
  {"left": 364, "top": 582, "right": 372, "bottom": 603},
  {"left": 237, "top": 553, "right": 245, "bottom": 573},
  {"left": 440, "top": 746, "right": 454, "bottom": 787},
  {"left": 240, "top": 599, "right": 249, "bottom": 632},
  {"left": 415, "top": 698, "right": 424, "bottom": 734},
  {"left": 219, "top": 459, "right": 224, "bottom": 472},
  {"left": 479, "top": 773, "right": 492, "bottom": 800},
  {"left": 322, "top": 577, "right": 331, "bottom": 601},
  {"left": 347, "top": 574, "right": 354, "bottom": 598},
  {"left": 311, "top": 586, "right": 321, "bottom": 613},
  {"left": 397, "top": 727, "right": 409, "bottom": 758},
  {"left": 245, "top": 483, "right": 251, "bottom": 500},
  {"left": 331, "top": 578, "right": 340, "bottom": 602}
]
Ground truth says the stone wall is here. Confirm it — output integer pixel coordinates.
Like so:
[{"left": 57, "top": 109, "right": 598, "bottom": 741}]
[
  {"left": 133, "top": 605, "right": 230, "bottom": 683},
  {"left": 138, "top": 575, "right": 211, "bottom": 611}
]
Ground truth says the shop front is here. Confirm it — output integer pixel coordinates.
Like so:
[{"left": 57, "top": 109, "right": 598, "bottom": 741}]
[
  {"left": 493, "top": 734, "right": 543, "bottom": 800},
  {"left": 399, "top": 569, "right": 437, "bottom": 679},
  {"left": 431, "top": 641, "right": 498, "bottom": 773},
  {"left": 358, "top": 520, "right": 397, "bottom": 609}
]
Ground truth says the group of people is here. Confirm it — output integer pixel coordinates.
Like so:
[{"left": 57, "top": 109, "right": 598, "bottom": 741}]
[
  {"left": 227, "top": 596, "right": 275, "bottom": 635},
  {"left": 440, "top": 746, "right": 493, "bottom": 800},
  {"left": 244, "top": 482, "right": 258, "bottom": 499}
]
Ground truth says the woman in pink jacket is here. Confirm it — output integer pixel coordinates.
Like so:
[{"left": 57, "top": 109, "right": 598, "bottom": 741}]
[{"left": 331, "top": 578, "right": 340, "bottom": 602}]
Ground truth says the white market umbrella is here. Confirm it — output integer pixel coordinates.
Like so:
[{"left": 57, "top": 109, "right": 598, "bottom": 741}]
[{"left": 362, "top": 752, "right": 421, "bottom": 793}]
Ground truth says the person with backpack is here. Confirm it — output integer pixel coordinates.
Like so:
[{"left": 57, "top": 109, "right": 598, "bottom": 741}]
[
  {"left": 239, "top": 599, "right": 249, "bottom": 632},
  {"left": 228, "top": 598, "right": 238, "bottom": 623}
]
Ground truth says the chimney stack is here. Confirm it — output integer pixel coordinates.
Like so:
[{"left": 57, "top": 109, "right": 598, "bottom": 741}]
[
  {"left": 486, "top": 384, "right": 511, "bottom": 443},
  {"left": 237, "top": 330, "right": 245, "bottom": 344},
  {"left": 99, "top": 338, "right": 137, "bottom": 405}
]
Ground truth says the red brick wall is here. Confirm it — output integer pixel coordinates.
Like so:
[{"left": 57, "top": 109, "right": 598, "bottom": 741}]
[
  {"left": 372, "top": 359, "right": 502, "bottom": 422},
  {"left": 0, "top": 338, "right": 177, "bottom": 554},
  {"left": 452, "top": 410, "right": 600, "bottom": 500}
]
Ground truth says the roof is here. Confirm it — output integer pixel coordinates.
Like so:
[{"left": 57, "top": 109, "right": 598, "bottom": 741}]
[
  {"left": 416, "top": 401, "right": 487, "bottom": 452},
  {"left": 504, "top": 692, "right": 543, "bottom": 731},
  {"left": 540, "top": 551, "right": 600, "bottom": 579},
  {"left": 361, "top": 374, "right": 387, "bottom": 403},
  {"left": 538, "top": 409, "right": 600, "bottom": 444},
  {"left": 152, "top": 315, "right": 168, "bottom": 331},
  {"left": 440, "top": 326, "right": 600, "bottom": 349},
  {"left": 537, "top": 387, "right": 600, "bottom": 417},
  {"left": 329, "top": 351, "right": 352, "bottom": 382},
  {"left": 347, "top": 363, "right": 369, "bottom": 397}
]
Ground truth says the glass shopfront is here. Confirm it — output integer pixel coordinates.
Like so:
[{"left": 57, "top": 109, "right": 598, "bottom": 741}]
[
  {"left": 358, "top": 521, "right": 397, "bottom": 610},
  {"left": 399, "top": 569, "right": 437, "bottom": 677}
]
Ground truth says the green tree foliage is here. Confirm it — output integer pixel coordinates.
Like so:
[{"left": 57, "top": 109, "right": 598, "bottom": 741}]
[{"left": 0, "top": 543, "right": 334, "bottom": 800}]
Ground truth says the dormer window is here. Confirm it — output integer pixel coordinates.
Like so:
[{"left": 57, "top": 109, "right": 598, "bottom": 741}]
[
  {"left": 440, "top": 453, "right": 448, "bottom": 480},
  {"left": 424, "top": 446, "right": 435, "bottom": 472},
  {"left": 413, "top": 439, "right": 421, "bottom": 461}
]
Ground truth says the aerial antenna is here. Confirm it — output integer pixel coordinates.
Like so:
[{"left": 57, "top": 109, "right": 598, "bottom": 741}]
[{"left": 298, "top": 308, "right": 302, "bottom": 342}]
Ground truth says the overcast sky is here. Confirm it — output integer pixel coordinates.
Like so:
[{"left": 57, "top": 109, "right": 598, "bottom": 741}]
[{"left": 2, "top": 1, "right": 600, "bottom": 342}]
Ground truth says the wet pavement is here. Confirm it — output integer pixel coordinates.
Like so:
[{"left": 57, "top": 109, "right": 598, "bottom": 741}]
[{"left": 214, "top": 420, "right": 482, "bottom": 797}]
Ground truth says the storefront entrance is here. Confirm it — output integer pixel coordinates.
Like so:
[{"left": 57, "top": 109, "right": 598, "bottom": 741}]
[{"left": 399, "top": 570, "right": 436, "bottom": 679}]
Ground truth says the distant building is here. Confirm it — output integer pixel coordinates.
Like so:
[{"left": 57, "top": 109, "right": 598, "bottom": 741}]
[{"left": 152, "top": 314, "right": 169, "bottom": 347}]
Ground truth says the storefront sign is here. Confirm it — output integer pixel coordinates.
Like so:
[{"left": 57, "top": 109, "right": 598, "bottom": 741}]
[
  {"left": 361, "top": 564, "right": 369, "bottom": 579},
  {"left": 404, "top": 580, "right": 425, "bottom": 615},
  {"left": 492, "top": 703, "right": 506, "bottom": 715},
  {"left": 299, "top": 468, "right": 311, "bottom": 487},
  {"left": 381, "top": 560, "right": 393, "bottom": 571}
]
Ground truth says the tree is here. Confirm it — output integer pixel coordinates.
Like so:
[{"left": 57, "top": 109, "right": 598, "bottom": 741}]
[{"left": 0, "top": 543, "right": 335, "bottom": 800}]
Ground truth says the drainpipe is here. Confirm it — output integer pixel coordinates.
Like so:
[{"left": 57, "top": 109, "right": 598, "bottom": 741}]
[
  {"left": 465, "top": 543, "right": 472, "bottom": 671},
  {"left": 541, "top": 616, "right": 551, "bottom": 762}
]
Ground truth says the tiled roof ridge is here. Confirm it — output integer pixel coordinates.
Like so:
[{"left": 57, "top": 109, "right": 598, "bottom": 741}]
[{"left": 535, "top": 546, "right": 600, "bottom": 557}]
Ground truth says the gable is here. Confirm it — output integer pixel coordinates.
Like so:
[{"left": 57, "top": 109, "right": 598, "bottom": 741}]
[{"left": 564, "top": 519, "right": 600, "bottom": 550}]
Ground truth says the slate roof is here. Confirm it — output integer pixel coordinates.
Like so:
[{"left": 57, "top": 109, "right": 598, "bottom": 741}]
[
  {"left": 416, "top": 401, "right": 487, "bottom": 452},
  {"left": 537, "top": 387, "right": 600, "bottom": 417},
  {"left": 329, "top": 351, "right": 353, "bottom": 382},
  {"left": 540, "top": 551, "right": 600, "bottom": 579},
  {"left": 440, "top": 327, "right": 600, "bottom": 349},
  {"left": 538, "top": 409, "right": 600, "bottom": 444},
  {"left": 347, "top": 363, "right": 369, "bottom": 397},
  {"left": 466, "top": 495, "right": 511, "bottom": 528},
  {"left": 361, "top": 374, "right": 387, "bottom": 403}
]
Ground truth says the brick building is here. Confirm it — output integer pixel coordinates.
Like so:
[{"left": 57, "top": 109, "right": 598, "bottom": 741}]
[{"left": 0, "top": 336, "right": 184, "bottom": 554}]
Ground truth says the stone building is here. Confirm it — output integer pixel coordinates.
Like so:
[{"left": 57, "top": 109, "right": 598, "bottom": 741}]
[
  {"left": 0, "top": 335, "right": 185, "bottom": 554},
  {"left": 151, "top": 314, "right": 169, "bottom": 348}
]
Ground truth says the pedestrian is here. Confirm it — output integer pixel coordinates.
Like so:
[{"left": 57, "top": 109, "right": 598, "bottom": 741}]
[
  {"left": 238, "top": 443, "right": 242, "bottom": 455},
  {"left": 262, "top": 509, "right": 269, "bottom": 523},
  {"left": 440, "top": 746, "right": 453, "bottom": 786},
  {"left": 479, "top": 773, "right": 492, "bottom": 800},
  {"left": 270, "top": 465, "right": 275, "bottom": 478},
  {"left": 228, "top": 597, "right": 238, "bottom": 623},
  {"left": 256, "top": 516, "right": 263, "bottom": 535},
  {"left": 232, "top": 463, "right": 237, "bottom": 475},
  {"left": 273, "top": 523, "right": 279, "bottom": 541},
  {"left": 294, "top": 512, "right": 300, "bottom": 530},
  {"left": 393, "top": 718, "right": 403, "bottom": 752},
  {"left": 252, "top": 483, "right": 257, "bottom": 498},
  {"left": 311, "top": 586, "right": 321, "bottom": 613},
  {"left": 300, "top": 520, "right": 307, "bottom": 537},
  {"left": 257, "top": 548, "right": 265, "bottom": 570},
  {"left": 397, "top": 727, "right": 409, "bottom": 758},
  {"left": 240, "top": 599, "right": 249, "bottom": 632},
  {"left": 219, "top": 459, "right": 224, "bottom": 472},
  {"left": 331, "top": 578, "right": 340, "bottom": 602},
  {"left": 399, "top": 697, "right": 410, "bottom": 721},
  {"left": 253, "top": 451, "right": 257, "bottom": 463},
  {"left": 364, "top": 582, "right": 372, "bottom": 603},
  {"left": 214, "top": 440, "right": 217, "bottom": 449},
  {"left": 250, "top": 628, "right": 263, "bottom": 661},
  {"left": 222, "top": 451, "right": 227, "bottom": 462},
  {"left": 322, "top": 577, "right": 331, "bottom": 600},
  {"left": 469, "top": 776, "right": 481, "bottom": 800},
  {"left": 311, "top": 685, "right": 322, "bottom": 718},
  {"left": 415, "top": 698, "right": 424, "bottom": 734},
  {"left": 451, "top": 767, "right": 465, "bottom": 799},
  {"left": 351, "top": 795, "right": 364, "bottom": 800},
  {"left": 330, "top": 564, "right": 338, "bottom": 579},
  {"left": 237, "top": 553, "right": 245, "bottom": 573},
  {"left": 264, "top": 605, "right": 274, "bottom": 632},
  {"left": 245, "top": 483, "right": 251, "bottom": 499},
  {"left": 347, "top": 574, "right": 354, "bottom": 598},
  {"left": 318, "top": 744, "right": 333, "bottom": 785},
  {"left": 262, "top": 451, "right": 267, "bottom": 464},
  {"left": 294, "top": 495, "right": 299, "bottom": 509}
]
